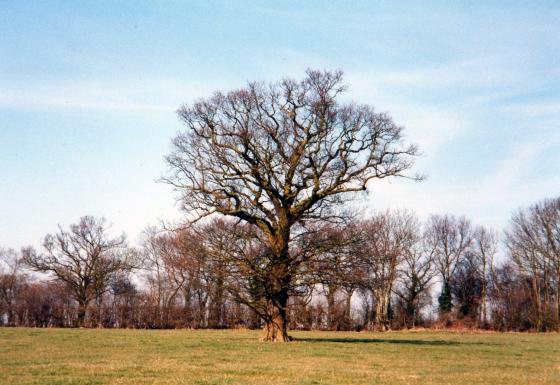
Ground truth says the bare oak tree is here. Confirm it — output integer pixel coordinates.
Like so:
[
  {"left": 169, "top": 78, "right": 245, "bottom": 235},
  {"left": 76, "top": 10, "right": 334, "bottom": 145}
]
[
  {"left": 353, "top": 211, "right": 417, "bottom": 330},
  {"left": 22, "top": 216, "right": 134, "bottom": 327},
  {"left": 141, "top": 228, "right": 188, "bottom": 328},
  {"left": 395, "top": 227, "right": 437, "bottom": 328},
  {"left": 307, "top": 223, "right": 359, "bottom": 330},
  {"left": 425, "top": 214, "right": 473, "bottom": 314},
  {"left": 470, "top": 226, "right": 498, "bottom": 326},
  {"left": 0, "top": 248, "right": 27, "bottom": 326},
  {"left": 164, "top": 69, "right": 419, "bottom": 341},
  {"left": 505, "top": 197, "right": 560, "bottom": 331}
]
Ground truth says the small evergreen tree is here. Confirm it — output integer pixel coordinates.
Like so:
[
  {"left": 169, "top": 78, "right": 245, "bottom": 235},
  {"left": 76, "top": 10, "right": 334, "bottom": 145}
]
[{"left": 438, "top": 281, "right": 453, "bottom": 313}]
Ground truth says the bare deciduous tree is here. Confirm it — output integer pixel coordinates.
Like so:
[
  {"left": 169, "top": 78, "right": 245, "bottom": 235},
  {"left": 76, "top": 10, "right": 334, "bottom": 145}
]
[
  {"left": 141, "top": 228, "right": 187, "bottom": 328},
  {"left": 354, "top": 211, "right": 417, "bottom": 330},
  {"left": 164, "top": 69, "right": 419, "bottom": 341},
  {"left": 199, "top": 218, "right": 295, "bottom": 332},
  {"left": 310, "top": 224, "right": 357, "bottom": 330},
  {"left": 470, "top": 226, "right": 498, "bottom": 326},
  {"left": 394, "top": 230, "right": 437, "bottom": 328},
  {"left": 425, "top": 214, "right": 473, "bottom": 314},
  {"left": 22, "top": 216, "right": 135, "bottom": 327},
  {"left": 0, "top": 248, "right": 27, "bottom": 326},
  {"left": 505, "top": 197, "right": 560, "bottom": 331}
]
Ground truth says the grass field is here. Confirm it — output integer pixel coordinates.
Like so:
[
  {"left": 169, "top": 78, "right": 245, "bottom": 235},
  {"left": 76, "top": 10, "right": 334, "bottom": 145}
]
[{"left": 1, "top": 328, "right": 559, "bottom": 385}]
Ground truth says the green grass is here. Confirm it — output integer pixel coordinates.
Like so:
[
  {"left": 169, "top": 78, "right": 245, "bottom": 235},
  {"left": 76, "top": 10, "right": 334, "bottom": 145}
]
[{"left": 0, "top": 328, "right": 559, "bottom": 384}]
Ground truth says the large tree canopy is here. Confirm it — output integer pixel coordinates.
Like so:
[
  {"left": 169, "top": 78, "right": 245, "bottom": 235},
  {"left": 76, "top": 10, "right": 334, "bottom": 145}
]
[{"left": 165, "top": 69, "right": 419, "bottom": 341}]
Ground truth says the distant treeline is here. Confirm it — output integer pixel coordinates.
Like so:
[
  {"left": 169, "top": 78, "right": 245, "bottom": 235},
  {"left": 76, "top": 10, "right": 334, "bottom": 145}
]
[{"left": 1, "top": 196, "right": 559, "bottom": 332}]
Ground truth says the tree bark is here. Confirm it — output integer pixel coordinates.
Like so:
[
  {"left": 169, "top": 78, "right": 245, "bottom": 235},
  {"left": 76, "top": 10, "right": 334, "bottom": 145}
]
[
  {"left": 373, "top": 290, "right": 390, "bottom": 331},
  {"left": 405, "top": 294, "right": 417, "bottom": 329},
  {"left": 209, "top": 277, "right": 225, "bottom": 328},
  {"left": 531, "top": 277, "right": 543, "bottom": 331},
  {"left": 344, "top": 289, "right": 353, "bottom": 329},
  {"left": 77, "top": 301, "right": 87, "bottom": 327},
  {"left": 260, "top": 227, "right": 292, "bottom": 342},
  {"left": 326, "top": 285, "right": 338, "bottom": 330},
  {"left": 260, "top": 298, "right": 290, "bottom": 342}
]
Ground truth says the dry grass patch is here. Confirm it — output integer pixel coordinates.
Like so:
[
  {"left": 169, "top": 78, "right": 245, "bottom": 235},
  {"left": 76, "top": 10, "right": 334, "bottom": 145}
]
[{"left": 1, "top": 328, "right": 559, "bottom": 384}]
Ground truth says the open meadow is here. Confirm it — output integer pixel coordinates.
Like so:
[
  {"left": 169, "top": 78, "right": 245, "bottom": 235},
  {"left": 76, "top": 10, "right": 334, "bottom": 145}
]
[{"left": 0, "top": 328, "right": 559, "bottom": 385}]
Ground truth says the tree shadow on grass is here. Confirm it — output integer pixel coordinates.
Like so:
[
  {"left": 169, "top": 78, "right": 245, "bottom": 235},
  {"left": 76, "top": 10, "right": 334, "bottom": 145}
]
[{"left": 294, "top": 337, "right": 465, "bottom": 346}]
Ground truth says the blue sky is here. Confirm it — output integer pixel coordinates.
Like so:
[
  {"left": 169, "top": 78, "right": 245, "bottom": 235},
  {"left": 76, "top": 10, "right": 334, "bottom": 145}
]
[{"left": 1, "top": 1, "right": 559, "bottom": 248}]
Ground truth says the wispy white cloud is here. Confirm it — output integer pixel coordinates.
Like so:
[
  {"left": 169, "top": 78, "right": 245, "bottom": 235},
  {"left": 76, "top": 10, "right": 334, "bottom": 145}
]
[
  {"left": 344, "top": 65, "right": 481, "bottom": 157},
  {"left": 343, "top": 54, "right": 560, "bottom": 230},
  {"left": 0, "top": 90, "right": 174, "bottom": 112},
  {"left": 500, "top": 101, "right": 560, "bottom": 118},
  {"left": 353, "top": 57, "right": 522, "bottom": 89},
  {"left": 0, "top": 77, "right": 228, "bottom": 112},
  {"left": 360, "top": 132, "right": 560, "bottom": 230}
]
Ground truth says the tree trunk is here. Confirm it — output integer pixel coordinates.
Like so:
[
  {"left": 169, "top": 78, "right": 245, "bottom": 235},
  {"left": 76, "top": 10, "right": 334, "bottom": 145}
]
[
  {"left": 480, "top": 279, "right": 487, "bottom": 327},
  {"left": 260, "top": 298, "right": 290, "bottom": 342},
  {"left": 405, "top": 293, "right": 417, "bottom": 329},
  {"left": 362, "top": 291, "right": 373, "bottom": 330},
  {"left": 326, "top": 285, "right": 337, "bottom": 330},
  {"left": 531, "top": 277, "right": 543, "bottom": 331},
  {"left": 249, "top": 307, "right": 261, "bottom": 329},
  {"left": 373, "top": 290, "right": 390, "bottom": 331},
  {"left": 182, "top": 289, "right": 193, "bottom": 327},
  {"left": 77, "top": 301, "right": 87, "bottom": 327},
  {"left": 209, "top": 278, "right": 224, "bottom": 328},
  {"left": 344, "top": 289, "right": 353, "bottom": 329},
  {"left": 477, "top": 257, "right": 487, "bottom": 328},
  {"left": 260, "top": 267, "right": 290, "bottom": 341},
  {"left": 259, "top": 224, "right": 292, "bottom": 342},
  {"left": 6, "top": 299, "right": 15, "bottom": 326},
  {"left": 196, "top": 292, "right": 207, "bottom": 328},
  {"left": 7, "top": 310, "right": 15, "bottom": 327}
]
